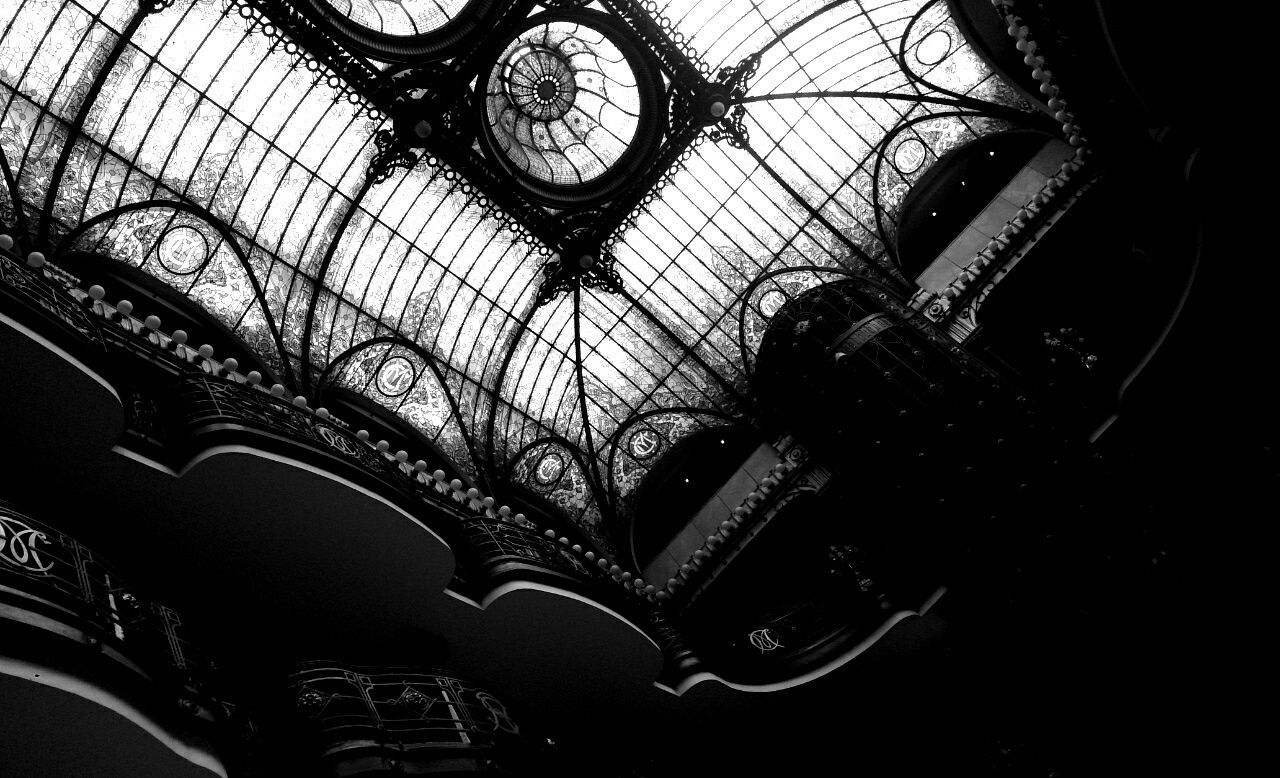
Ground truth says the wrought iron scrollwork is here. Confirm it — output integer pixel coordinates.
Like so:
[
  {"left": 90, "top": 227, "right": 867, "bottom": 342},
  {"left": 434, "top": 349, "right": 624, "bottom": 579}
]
[
  {"left": 368, "top": 129, "right": 420, "bottom": 185},
  {"left": 747, "top": 627, "right": 784, "bottom": 653},
  {"left": 0, "top": 502, "right": 214, "bottom": 696},
  {"left": 707, "top": 105, "right": 750, "bottom": 149},
  {"left": 534, "top": 250, "right": 625, "bottom": 308},
  {"left": 0, "top": 250, "right": 105, "bottom": 350},
  {"left": 295, "top": 687, "right": 332, "bottom": 717},
  {"left": 0, "top": 513, "right": 54, "bottom": 573},
  {"left": 716, "top": 52, "right": 761, "bottom": 100},
  {"left": 580, "top": 251, "right": 625, "bottom": 296},
  {"left": 288, "top": 663, "right": 526, "bottom": 751},
  {"left": 461, "top": 519, "right": 599, "bottom": 580}
]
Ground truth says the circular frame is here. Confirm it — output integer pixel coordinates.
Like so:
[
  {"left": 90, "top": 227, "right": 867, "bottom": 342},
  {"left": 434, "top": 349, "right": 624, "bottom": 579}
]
[
  {"left": 375, "top": 355, "right": 418, "bottom": 397},
  {"left": 533, "top": 450, "right": 567, "bottom": 487},
  {"left": 155, "top": 224, "right": 211, "bottom": 276},
  {"left": 913, "top": 29, "right": 953, "bottom": 66},
  {"left": 306, "top": 0, "right": 504, "bottom": 62},
  {"left": 892, "top": 138, "right": 928, "bottom": 176},
  {"left": 473, "top": 9, "right": 667, "bottom": 207},
  {"left": 627, "top": 427, "right": 662, "bottom": 460},
  {"left": 757, "top": 288, "right": 789, "bottom": 318}
]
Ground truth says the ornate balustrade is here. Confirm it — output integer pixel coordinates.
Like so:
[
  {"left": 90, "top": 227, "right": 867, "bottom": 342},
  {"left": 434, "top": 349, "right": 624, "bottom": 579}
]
[
  {"left": 175, "top": 375, "right": 645, "bottom": 604},
  {"left": 0, "top": 243, "right": 105, "bottom": 353},
  {"left": 3, "top": 247, "right": 677, "bottom": 676},
  {"left": 289, "top": 663, "right": 530, "bottom": 773},
  {"left": 176, "top": 373, "right": 427, "bottom": 503},
  {"left": 456, "top": 518, "right": 612, "bottom": 592},
  {"left": 0, "top": 500, "right": 217, "bottom": 717}
]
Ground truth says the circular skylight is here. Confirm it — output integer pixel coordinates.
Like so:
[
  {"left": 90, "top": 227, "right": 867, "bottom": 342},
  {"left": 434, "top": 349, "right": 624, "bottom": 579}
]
[
  {"left": 156, "top": 226, "right": 209, "bottom": 276},
  {"left": 484, "top": 18, "right": 644, "bottom": 189},
  {"left": 376, "top": 356, "right": 416, "bottom": 396},
  {"left": 534, "top": 451, "right": 566, "bottom": 486},
  {"left": 318, "top": 0, "right": 471, "bottom": 37},
  {"left": 628, "top": 428, "right": 661, "bottom": 460}
]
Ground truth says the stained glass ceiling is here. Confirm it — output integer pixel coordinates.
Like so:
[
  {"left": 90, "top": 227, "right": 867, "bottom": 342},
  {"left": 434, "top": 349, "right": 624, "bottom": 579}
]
[
  {"left": 0, "top": 0, "right": 1025, "bottom": 550},
  {"left": 320, "top": 0, "right": 470, "bottom": 37}
]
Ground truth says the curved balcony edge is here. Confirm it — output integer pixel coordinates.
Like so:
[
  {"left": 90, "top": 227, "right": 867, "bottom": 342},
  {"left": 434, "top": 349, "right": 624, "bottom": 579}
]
[
  {"left": 946, "top": 0, "right": 1051, "bottom": 112},
  {"left": 175, "top": 378, "right": 660, "bottom": 642},
  {"left": 655, "top": 587, "right": 948, "bottom": 698},
  {"left": 0, "top": 654, "right": 227, "bottom": 778},
  {"left": 473, "top": 579, "right": 662, "bottom": 665},
  {"left": 0, "top": 262, "right": 702, "bottom": 656},
  {"left": 0, "top": 503, "right": 229, "bottom": 777},
  {"left": 0, "top": 253, "right": 123, "bottom": 454}
]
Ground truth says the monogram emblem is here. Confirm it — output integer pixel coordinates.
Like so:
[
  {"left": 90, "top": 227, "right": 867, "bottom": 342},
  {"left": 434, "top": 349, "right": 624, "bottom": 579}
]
[
  {"left": 0, "top": 514, "right": 55, "bottom": 573},
  {"left": 747, "top": 628, "right": 783, "bottom": 653},
  {"left": 317, "top": 424, "right": 360, "bottom": 457}
]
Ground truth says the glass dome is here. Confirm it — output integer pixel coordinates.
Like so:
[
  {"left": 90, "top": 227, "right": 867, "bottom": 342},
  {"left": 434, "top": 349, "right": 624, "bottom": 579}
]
[
  {"left": 0, "top": 0, "right": 1025, "bottom": 552},
  {"left": 480, "top": 12, "right": 661, "bottom": 203},
  {"left": 485, "top": 20, "right": 640, "bottom": 187}
]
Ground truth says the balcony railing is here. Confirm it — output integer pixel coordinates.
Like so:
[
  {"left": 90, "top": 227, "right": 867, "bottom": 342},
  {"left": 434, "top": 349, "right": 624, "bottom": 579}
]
[
  {"left": 0, "top": 500, "right": 214, "bottom": 709},
  {"left": 2, "top": 250, "right": 682, "bottom": 674},
  {"left": 458, "top": 519, "right": 605, "bottom": 584},
  {"left": 0, "top": 246, "right": 104, "bottom": 352},
  {"left": 289, "top": 663, "right": 528, "bottom": 769},
  {"left": 177, "top": 374, "right": 650, "bottom": 600},
  {"left": 176, "top": 373, "right": 421, "bottom": 500}
]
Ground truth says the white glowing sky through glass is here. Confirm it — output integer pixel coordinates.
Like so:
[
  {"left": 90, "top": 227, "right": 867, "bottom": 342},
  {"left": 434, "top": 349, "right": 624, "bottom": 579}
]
[{"left": 0, "top": 0, "right": 1015, "bottom": 547}]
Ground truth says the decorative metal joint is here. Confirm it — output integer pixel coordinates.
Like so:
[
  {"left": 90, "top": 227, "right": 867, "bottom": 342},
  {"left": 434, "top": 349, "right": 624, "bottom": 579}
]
[
  {"left": 368, "top": 130, "right": 420, "bottom": 186},
  {"left": 533, "top": 245, "right": 625, "bottom": 307},
  {"left": 707, "top": 105, "right": 750, "bottom": 149},
  {"left": 716, "top": 52, "right": 761, "bottom": 100}
]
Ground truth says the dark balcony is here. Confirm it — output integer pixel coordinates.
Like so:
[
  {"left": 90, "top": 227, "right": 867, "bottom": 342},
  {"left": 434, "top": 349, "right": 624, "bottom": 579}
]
[
  {"left": 455, "top": 519, "right": 612, "bottom": 593},
  {"left": 0, "top": 241, "right": 122, "bottom": 456},
  {"left": 0, "top": 251, "right": 672, "bottom": 720},
  {"left": 0, "top": 500, "right": 226, "bottom": 777},
  {"left": 287, "top": 663, "right": 535, "bottom": 776}
]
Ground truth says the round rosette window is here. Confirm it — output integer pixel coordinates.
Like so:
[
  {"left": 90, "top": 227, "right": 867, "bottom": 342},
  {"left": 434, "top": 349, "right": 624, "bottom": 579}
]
[
  {"left": 309, "top": 0, "right": 501, "bottom": 61},
  {"left": 479, "top": 11, "right": 665, "bottom": 206}
]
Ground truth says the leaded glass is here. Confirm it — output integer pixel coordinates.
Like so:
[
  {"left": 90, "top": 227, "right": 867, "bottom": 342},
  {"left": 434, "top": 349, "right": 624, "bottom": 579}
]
[
  {"left": 1, "top": 0, "right": 1024, "bottom": 546},
  {"left": 318, "top": 0, "right": 469, "bottom": 37}
]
